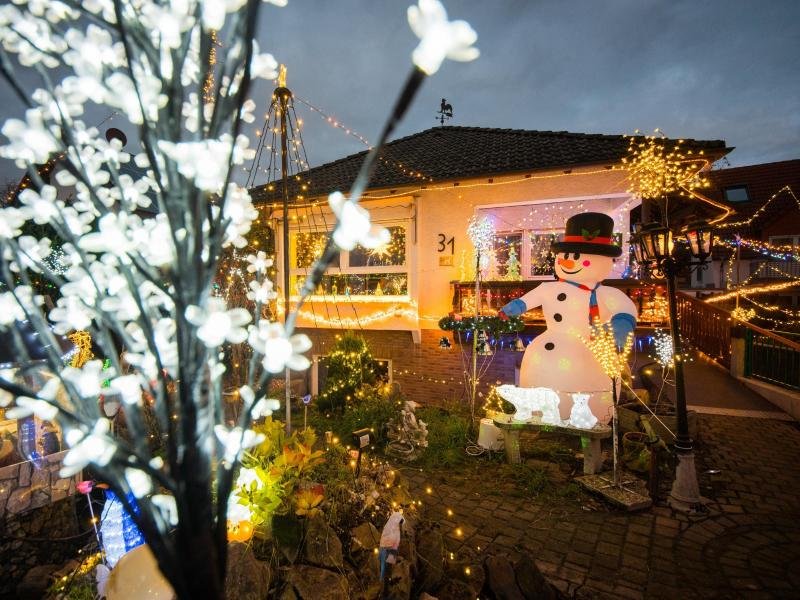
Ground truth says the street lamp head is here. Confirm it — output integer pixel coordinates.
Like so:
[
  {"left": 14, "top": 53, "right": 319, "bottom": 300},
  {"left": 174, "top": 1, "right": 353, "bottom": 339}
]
[
  {"left": 634, "top": 222, "right": 672, "bottom": 263},
  {"left": 682, "top": 220, "right": 714, "bottom": 262}
]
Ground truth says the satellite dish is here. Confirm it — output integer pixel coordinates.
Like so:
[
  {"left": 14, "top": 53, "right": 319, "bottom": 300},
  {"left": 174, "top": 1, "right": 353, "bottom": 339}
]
[{"left": 105, "top": 128, "right": 128, "bottom": 147}]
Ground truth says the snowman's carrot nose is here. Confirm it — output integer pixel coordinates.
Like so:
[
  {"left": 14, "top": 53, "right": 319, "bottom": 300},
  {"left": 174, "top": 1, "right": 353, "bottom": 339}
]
[{"left": 558, "top": 258, "right": 576, "bottom": 269}]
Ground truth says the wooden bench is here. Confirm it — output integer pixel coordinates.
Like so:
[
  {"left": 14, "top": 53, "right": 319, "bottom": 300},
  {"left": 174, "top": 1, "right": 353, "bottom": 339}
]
[{"left": 492, "top": 417, "right": 612, "bottom": 475}]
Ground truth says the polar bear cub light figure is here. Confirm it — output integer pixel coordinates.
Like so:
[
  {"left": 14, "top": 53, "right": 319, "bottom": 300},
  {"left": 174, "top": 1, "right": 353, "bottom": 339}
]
[
  {"left": 496, "top": 385, "right": 562, "bottom": 425},
  {"left": 568, "top": 393, "right": 597, "bottom": 429}
]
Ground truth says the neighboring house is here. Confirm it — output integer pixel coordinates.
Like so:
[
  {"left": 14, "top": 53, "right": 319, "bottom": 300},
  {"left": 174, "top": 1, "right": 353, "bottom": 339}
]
[
  {"left": 252, "top": 125, "right": 729, "bottom": 402},
  {"left": 696, "top": 159, "right": 800, "bottom": 306}
]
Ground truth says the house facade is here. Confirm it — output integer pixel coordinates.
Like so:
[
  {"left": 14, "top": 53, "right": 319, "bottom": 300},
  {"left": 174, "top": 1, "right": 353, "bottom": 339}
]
[
  {"left": 696, "top": 159, "right": 800, "bottom": 297},
  {"left": 251, "top": 126, "right": 728, "bottom": 403}
]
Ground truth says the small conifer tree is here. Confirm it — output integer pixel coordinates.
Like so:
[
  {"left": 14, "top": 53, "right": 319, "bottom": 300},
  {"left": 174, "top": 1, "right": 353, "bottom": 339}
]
[{"left": 318, "top": 332, "right": 377, "bottom": 411}]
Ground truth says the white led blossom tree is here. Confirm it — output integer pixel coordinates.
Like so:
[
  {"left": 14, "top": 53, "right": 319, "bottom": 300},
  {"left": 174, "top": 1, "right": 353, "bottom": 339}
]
[{"left": 0, "top": 0, "right": 477, "bottom": 597}]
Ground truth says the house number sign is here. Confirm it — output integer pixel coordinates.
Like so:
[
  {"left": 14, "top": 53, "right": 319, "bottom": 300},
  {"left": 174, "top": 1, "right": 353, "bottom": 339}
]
[{"left": 437, "top": 234, "right": 455, "bottom": 254}]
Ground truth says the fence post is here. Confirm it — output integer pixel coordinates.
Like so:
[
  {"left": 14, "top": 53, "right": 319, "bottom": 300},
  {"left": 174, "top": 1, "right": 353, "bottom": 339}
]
[
  {"left": 729, "top": 324, "right": 748, "bottom": 378},
  {"left": 743, "top": 328, "right": 753, "bottom": 378},
  {"left": 730, "top": 324, "right": 747, "bottom": 378}
]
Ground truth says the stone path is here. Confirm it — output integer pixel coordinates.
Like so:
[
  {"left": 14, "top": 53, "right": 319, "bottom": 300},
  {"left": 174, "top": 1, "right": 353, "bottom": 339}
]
[{"left": 401, "top": 414, "right": 800, "bottom": 599}]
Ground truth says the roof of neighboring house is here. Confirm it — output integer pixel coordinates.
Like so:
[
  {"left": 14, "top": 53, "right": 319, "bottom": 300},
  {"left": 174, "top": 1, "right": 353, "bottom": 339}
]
[
  {"left": 250, "top": 125, "right": 729, "bottom": 204},
  {"left": 705, "top": 159, "right": 800, "bottom": 233}
]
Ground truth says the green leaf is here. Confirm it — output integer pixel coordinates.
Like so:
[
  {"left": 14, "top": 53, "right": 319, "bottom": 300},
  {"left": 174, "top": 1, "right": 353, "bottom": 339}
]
[{"left": 581, "top": 228, "right": 601, "bottom": 240}]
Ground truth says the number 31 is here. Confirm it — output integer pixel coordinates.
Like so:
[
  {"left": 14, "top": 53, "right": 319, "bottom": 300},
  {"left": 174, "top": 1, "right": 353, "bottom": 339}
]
[{"left": 437, "top": 234, "right": 454, "bottom": 254}]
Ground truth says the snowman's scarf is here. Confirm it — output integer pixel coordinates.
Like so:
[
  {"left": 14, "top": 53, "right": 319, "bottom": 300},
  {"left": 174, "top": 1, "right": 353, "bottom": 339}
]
[{"left": 562, "top": 280, "right": 600, "bottom": 325}]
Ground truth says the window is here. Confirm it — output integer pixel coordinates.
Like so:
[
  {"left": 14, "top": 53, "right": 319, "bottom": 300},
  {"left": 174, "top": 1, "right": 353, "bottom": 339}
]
[
  {"left": 493, "top": 232, "right": 522, "bottom": 278},
  {"left": 769, "top": 236, "right": 799, "bottom": 249},
  {"left": 723, "top": 185, "right": 750, "bottom": 203},
  {"left": 529, "top": 232, "right": 557, "bottom": 276},
  {"left": 490, "top": 230, "right": 624, "bottom": 280},
  {"left": 289, "top": 225, "right": 408, "bottom": 296}
]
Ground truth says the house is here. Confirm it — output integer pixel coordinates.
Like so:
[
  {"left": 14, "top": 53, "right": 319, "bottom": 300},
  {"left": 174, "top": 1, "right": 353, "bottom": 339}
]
[
  {"left": 697, "top": 160, "right": 800, "bottom": 293},
  {"left": 250, "top": 125, "right": 729, "bottom": 403},
  {"left": 683, "top": 160, "right": 800, "bottom": 336}
]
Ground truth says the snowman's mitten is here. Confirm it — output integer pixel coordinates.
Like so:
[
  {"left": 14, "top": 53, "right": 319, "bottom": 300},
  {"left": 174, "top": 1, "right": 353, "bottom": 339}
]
[
  {"left": 610, "top": 313, "right": 636, "bottom": 348},
  {"left": 500, "top": 298, "right": 527, "bottom": 318}
]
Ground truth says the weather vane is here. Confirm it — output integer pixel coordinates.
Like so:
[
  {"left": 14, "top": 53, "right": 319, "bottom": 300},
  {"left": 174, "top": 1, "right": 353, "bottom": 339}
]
[{"left": 436, "top": 98, "right": 453, "bottom": 125}]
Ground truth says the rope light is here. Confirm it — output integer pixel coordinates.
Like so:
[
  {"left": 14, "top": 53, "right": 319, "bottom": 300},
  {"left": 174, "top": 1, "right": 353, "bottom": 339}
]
[{"left": 715, "top": 186, "right": 800, "bottom": 229}]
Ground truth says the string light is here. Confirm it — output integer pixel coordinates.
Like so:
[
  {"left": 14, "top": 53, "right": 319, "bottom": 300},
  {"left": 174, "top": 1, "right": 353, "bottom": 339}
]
[
  {"left": 622, "top": 130, "right": 711, "bottom": 200},
  {"left": 730, "top": 307, "right": 756, "bottom": 322},
  {"left": 581, "top": 322, "right": 634, "bottom": 380},
  {"left": 715, "top": 186, "right": 800, "bottom": 229},
  {"left": 706, "top": 280, "right": 799, "bottom": 303},
  {"left": 203, "top": 30, "right": 220, "bottom": 103}
]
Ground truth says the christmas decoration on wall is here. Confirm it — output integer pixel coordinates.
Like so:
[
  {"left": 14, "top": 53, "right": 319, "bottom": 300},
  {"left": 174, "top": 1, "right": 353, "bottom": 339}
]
[
  {"left": 498, "top": 213, "right": 638, "bottom": 424},
  {"left": 438, "top": 314, "right": 524, "bottom": 334}
]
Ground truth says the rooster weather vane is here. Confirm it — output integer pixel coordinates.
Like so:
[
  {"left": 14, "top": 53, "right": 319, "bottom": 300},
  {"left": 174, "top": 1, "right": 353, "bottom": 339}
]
[{"left": 437, "top": 98, "right": 453, "bottom": 125}]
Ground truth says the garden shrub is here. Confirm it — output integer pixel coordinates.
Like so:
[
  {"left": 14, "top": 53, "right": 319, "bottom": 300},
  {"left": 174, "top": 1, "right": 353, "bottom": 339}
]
[
  {"left": 316, "top": 332, "right": 378, "bottom": 412},
  {"left": 309, "top": 382, "right": 400, "bottom": 446}
]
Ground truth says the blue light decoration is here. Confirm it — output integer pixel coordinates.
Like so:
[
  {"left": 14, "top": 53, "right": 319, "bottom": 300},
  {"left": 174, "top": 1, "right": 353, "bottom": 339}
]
[
  {"left": 100, "top": 490, "right": 145, "bottom": 567},
  {"left": 17, "top": 417, "right": 44, "bottom": 469}
]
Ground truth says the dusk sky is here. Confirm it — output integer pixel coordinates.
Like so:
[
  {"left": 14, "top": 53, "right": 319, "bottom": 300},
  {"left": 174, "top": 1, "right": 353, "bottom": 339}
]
[{"left": 1, "top": 0, "right": 798, "bottom": 185}]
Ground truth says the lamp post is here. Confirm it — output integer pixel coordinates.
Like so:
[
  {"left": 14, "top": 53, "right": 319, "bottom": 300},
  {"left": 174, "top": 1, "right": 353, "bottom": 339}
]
[{"left": 632, "top": 219, "right": 714, "bottom": 510}]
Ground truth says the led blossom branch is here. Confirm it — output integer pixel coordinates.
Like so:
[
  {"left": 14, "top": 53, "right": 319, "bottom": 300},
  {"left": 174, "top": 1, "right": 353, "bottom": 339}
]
[{"left": 0, "top": 0, "right": 477, "bottom": 598}]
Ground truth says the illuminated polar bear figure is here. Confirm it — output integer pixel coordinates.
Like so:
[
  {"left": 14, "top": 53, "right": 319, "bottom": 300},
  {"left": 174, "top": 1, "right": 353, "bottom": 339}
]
[
  {"left": 496, "top": 385, "right": 561, "bottom": 424},
  {"left": 499, "top": 213, "right": 637, "bottom": 425}
]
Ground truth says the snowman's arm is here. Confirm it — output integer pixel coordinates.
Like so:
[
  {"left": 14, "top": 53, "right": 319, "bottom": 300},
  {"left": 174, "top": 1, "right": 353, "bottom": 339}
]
[
  {"left": 601, "top": 288, "right": 638, "bottom": 347},
  {"left": 499, "top": 285, "right": 546, "bottom": 317}
]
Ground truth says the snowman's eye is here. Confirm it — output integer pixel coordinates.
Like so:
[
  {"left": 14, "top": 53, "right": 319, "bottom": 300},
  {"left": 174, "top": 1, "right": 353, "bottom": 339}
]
[
  {"left": 573, "top": 253, "right": 581, "bottom": 260},
  {"left": 563, "top": 253, "right": 569, "bottom": 260}
]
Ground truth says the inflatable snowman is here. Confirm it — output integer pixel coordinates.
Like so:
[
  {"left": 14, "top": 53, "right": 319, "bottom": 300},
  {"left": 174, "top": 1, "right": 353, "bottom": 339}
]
[{"left": 498, "top": 212, "right": 637, "bottom": 425}]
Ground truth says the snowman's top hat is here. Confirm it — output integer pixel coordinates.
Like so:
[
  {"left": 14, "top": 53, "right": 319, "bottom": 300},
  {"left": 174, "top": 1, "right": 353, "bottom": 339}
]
[{"left": 552, "top": 212, "right": 622, "bottom": 257}]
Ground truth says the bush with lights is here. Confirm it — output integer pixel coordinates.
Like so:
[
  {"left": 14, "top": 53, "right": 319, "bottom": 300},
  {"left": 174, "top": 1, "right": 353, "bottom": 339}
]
[{"left": 316, "top": 332, "right": 380, "bottom": 412}]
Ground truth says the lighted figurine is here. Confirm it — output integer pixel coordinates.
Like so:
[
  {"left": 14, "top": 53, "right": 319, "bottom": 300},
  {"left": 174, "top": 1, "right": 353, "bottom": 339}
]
[
  {"left": 568, "top": 393, "right": 598, "bottom": 429},
  {"left": 495, "top": 385, "right": 561, "bottom": 424},
  {"left": 498, "top": 213, "right": 637, "bottom": 425},
  {"left": 378, "top": 510, "right": 404, "bottom": 582}
]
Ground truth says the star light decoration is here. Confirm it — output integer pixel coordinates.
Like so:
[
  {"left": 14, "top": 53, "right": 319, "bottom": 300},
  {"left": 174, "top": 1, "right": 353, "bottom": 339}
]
[
  {"left": 0, "top": 0, "right": 478, "bottom": 596},
  {"left": 622, "top": 130, "right": 710, "bottom": 200}
]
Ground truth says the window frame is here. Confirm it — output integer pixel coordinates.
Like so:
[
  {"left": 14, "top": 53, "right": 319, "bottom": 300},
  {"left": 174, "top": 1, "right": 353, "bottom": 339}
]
[
  {"left": 288, "top": 222, "right": 410, "bottom": 297},
  {"left": 723, "top": 185, "right": 751, "bottom": 203}
]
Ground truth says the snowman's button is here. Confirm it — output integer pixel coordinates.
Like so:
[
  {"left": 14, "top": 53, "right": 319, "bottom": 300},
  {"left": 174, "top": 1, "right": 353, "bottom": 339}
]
[
  {"left": 545, "top": 342, "right": 555, "bottom": 350},
  {"left": 557, "top": 293, "right": 567, "bottom": 301},
  {"left": 553, "top": 313, "right": 562, "bottom": 322}
]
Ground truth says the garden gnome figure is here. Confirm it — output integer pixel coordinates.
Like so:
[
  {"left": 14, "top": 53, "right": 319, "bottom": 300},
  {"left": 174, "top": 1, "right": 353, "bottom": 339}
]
[
  {"left": 379, "top": 510, "right": 404, "bottom": 581},
  {"left": 498, "top": 212, "right": 637, "bottom": 424}
]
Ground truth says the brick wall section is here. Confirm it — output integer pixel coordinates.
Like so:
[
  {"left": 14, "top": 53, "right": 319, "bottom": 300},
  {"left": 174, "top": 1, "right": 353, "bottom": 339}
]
[{"left": 298, "top": 328, "right": 522, "bottom": 407}]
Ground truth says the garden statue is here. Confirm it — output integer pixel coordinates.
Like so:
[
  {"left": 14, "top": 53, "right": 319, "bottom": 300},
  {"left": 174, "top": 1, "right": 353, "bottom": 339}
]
[
  {"left": 498, "top": 212, "right": 637, "bottom": 425},
  {"left": 379, "top": 510, "right": 405, "bottom": 581}
]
